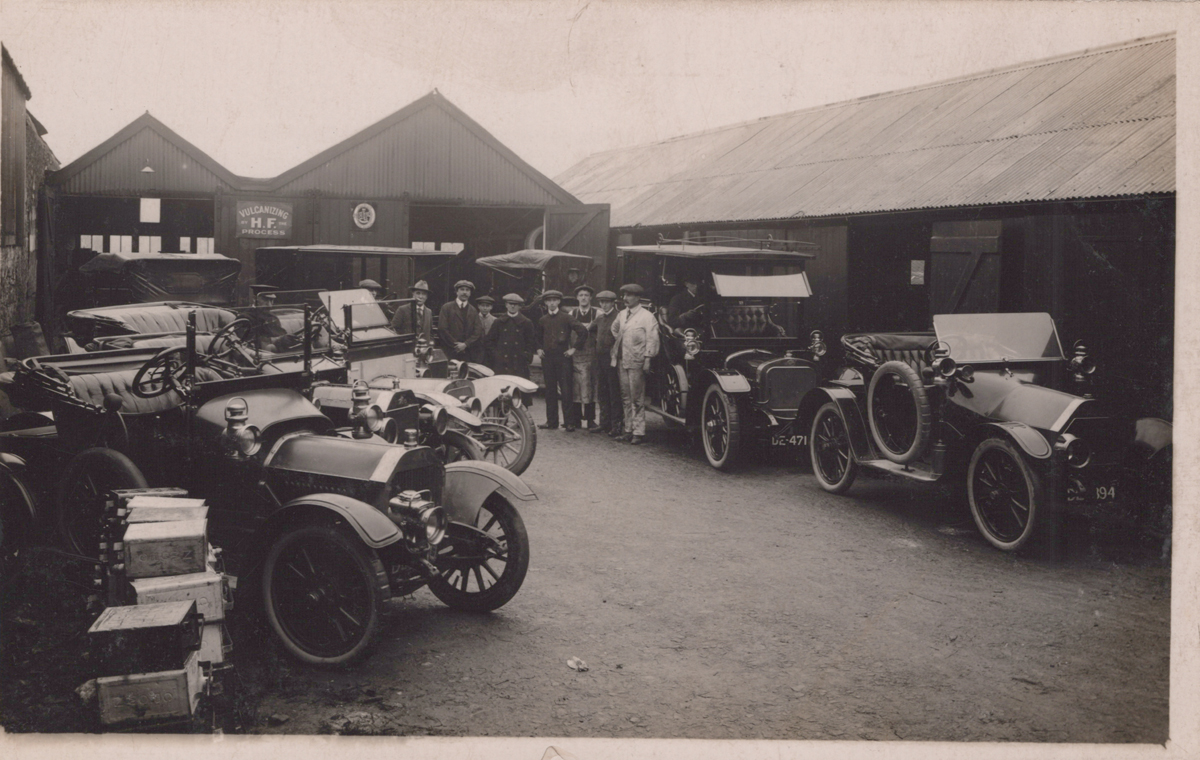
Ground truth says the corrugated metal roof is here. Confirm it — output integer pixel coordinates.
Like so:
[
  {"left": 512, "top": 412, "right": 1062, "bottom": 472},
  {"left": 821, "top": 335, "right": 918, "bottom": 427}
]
[
  {"left": 50, "top": 92, "right": 579, "bottom": 206},
  {"left": 556, "top": 34, "right": 1175, "bottom": 227}
]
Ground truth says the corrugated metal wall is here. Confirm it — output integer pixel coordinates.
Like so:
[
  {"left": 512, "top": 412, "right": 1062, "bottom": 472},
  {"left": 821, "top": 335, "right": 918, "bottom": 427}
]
[
  {"left": 56, "top": 128, "right": 237, "bottom": 196},
  {"left": 273, "top": 103, "right": 565, "bottom": 205}
]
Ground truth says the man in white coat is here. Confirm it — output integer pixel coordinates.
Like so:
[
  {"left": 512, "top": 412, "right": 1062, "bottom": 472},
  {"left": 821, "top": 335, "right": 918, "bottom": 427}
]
[{"left": 610, "top": 283, "right": 660, "bottom": 445}]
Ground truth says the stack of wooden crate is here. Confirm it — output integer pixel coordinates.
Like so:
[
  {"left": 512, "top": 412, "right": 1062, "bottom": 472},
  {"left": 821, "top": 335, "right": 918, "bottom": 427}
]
[{"left": 87, "top": 488, "right": 234, "bottom": 730}]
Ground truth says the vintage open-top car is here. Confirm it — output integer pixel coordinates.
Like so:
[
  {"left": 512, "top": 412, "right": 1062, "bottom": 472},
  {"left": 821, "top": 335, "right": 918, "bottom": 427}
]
[
  {"left": 800, "top": 312, "right": 1172, "bottom": 552},
  {"left": 615, "top": 239, "right": 826, "bottom": 469},
  {"left": 61, "top": 287, "right": 539, "bottom": 475},
  {"left": 0, "top": 308, "right": 536, "bottom": 665}
]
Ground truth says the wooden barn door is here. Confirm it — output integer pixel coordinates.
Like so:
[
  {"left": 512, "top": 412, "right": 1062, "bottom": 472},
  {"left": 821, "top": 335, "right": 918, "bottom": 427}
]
[
  {"left": 929, "top": 220, "right": 1002, "bottom": 315},
  {"left": 544, "top": 204, "right": 610, "bottom": 290}
]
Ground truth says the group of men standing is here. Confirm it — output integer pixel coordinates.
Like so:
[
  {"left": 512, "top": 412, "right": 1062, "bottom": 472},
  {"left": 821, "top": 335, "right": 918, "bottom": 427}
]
[
  {"left": 369, "top": 276, "right": 661, "bottom": 444},
  {"left": 529, "top": 284, "right": 659, "bottom": 443}
]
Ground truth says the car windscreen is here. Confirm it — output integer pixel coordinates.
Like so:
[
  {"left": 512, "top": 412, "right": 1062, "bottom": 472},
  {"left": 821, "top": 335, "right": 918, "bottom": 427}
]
[
  {"left": 933, "top": 313, "right": 1064, "bottom": 362},
  {"left": 322, "top": 289, "right": 391, "bottom": 330},
  {"left": 711, "top": 272, "right": 812, "bottom": 298}
]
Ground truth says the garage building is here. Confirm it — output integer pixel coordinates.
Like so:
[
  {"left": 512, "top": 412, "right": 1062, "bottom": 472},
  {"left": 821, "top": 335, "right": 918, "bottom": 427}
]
[
  {"left": 41, "top": 90, "right": 608, "bottom": 319},
  {"left": 556, "top": 34, "right": 1174, "bottom": 417}
]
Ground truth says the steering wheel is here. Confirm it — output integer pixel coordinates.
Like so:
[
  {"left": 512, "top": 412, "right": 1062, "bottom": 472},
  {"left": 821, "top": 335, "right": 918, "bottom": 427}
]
[
  {"left": 208, "top": 318, "right": 253, "bottom": 363},
  {"left": 132, "top": 346, "right": 189, "bottom": 399},
  {"left": 924, "top": 339, "right": 952, "bottom": 367}
]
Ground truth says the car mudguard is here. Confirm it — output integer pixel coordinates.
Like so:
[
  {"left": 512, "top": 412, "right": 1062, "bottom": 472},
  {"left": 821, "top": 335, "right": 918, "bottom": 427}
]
[
  {"left": 269, "top": 493, "right": 404, "bottom": 550},
  {"left": 471, "top": 375, "right": 539, "bottom": 410},
  {"left": 443, "top": 460, "right": 538, "bottom": 525},
  {"left": 703, "top": 369, "right": 751, "bottom": 394},
  {"left": 979, "top": 421, "right": 1052, "bottom": 460},
  {"left": 798, "top": 386, "right": 875, "bottom": 461},
  {"left": 0, "top": 452, "right": 39, "bottom": 528}
]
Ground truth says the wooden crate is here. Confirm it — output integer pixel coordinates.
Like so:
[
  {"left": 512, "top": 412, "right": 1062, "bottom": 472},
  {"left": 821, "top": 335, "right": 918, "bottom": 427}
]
[
  {"left": 89, "top": 600, "right": 202, "bottom": 675},
  {"left": 198, "top": 622, "right": 231, "bottom": 664},
  {"left": 125, "top": 496, "right": 208, "bottom": 524},
  {"left": 123, "top": 519, "right": 208, "bottom": 579},
  {"left": 98, "top": 650, "right": 204, "bottom": 726},
  {"left": 130, "top": 570, "right": 227, "bottom": 622}
]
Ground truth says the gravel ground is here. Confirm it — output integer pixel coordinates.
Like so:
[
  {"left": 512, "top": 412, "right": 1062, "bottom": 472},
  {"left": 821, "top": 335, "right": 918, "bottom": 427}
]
[{"left": 235, "top": 397, "right": 1170, "bottom": 743}]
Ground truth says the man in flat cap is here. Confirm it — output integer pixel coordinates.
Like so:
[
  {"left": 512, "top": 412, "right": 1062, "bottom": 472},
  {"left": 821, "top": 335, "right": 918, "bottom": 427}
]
[
  {"left": 611, "top": 283, "right": 659, "bottom": 445},
  {"left": 390, "top": 280, "right": 434, "bottom": 342},
  {"left": 535, "top": 289, "right": 586, "bottom": 431},
  {"left": 486, "top": 293, "right": 536, "bottom": 378},
  {"left": 359, "top": 278, "right": 384, "bottom": 298},
  {"left": 475, "top": 295, "right": 497, "bottom": 368},
  {"left": 569, "top": 284, "right": 600, "bottom": 429},
  {"left": 591, "top": 290, "right": 624, "bottom": 436},
  {"left": 438, "top": 279, "right": 485, "bottom": 362}
]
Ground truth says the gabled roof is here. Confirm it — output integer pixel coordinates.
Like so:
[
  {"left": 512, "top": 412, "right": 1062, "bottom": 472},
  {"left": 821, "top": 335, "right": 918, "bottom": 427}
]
[
  {"left": 49, "top": 91, "right": 579, "bottom": 206},
  {"left": 49, "top": 112, "right": 242, "bottom": 193},
  {"left": 556, "top": 33, "right": 1175, "bottom": 227},
  {"left": 264, "top": 90, "right": 579, "bottom": 204}
]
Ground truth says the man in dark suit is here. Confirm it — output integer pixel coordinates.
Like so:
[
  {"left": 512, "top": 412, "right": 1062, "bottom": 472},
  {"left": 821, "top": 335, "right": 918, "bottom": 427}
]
[
  {"left": 667, "top": 274, "right": 705, "bottom": 329},
  {"left": 486, "top": 293, "right": 536, "bottom": 378},
  {"left": 535, "top": 290, "right": 585, "bottom": 431},
  {"left": 438, "top": 279, "right": 485, "bottom": 362},
  {"left": 389, "top": 280, "right": 433, "bottom": 342}
]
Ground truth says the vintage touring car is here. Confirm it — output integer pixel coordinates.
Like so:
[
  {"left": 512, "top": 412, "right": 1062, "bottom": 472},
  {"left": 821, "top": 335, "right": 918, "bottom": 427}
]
[
  {"left": 614, "top": 239, "right": 826, "bottom": 469},
  {"left": 0, "top": 308, "right": 536, "bottom": 664},
  {"left": 800, "top": 312, "right": 1172, "bottom": 552}
]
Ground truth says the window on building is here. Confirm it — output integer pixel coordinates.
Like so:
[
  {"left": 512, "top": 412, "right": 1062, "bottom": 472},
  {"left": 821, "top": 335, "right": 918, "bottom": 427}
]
[
  {"left": 140, "top": 198, "right": 161, "bottom": 224},
  {"left": 196, "top": 237, "right": 215, "bottom": 254},
  {"left": 81, "top": 234, "right": 104, "bottom": 252},
  {"left": 439, "top": 242, "right": 465, "bottom": 253},
  {"left": 179, "top": 237, "right": 191, "bottom": 253},
  {"left": 412, "top": 241, "right": 436, "bottom": 251},
  {"left": 109, "top": 235, "right": 134, "bottom": 253},
  {"left": 910, "top": 259, "right": 926, "bottom": 285},
  {"left": 138, "top": 236, "right": 162, "bottom": 253}
]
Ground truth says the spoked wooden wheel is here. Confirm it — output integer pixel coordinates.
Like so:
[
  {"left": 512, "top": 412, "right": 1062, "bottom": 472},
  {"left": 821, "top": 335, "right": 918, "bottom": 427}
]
[
  {"left": 262, "top": 524, "right": 387, "bottom": 665},
  {"left": 439, "top": 430, "right": 486, "bottom": 463},
  {"left": 700, "top": 384, "right": 741, "bottom": 470},
  {"left": 477, "top": 401, "right": 537, "bottom": 475},
  {"left": 663, "top": 364, "right": 686, "bottom": 419},
  {"left": 56, "top": 448, "right": 148, "bottom": 557},
  {"left": 428, "top": 494, "right": 529, "bottom": 612},
  {"left": 967, "top": 438, "right": 1046, "bottom": 552},
  {"left": 810, "top": 402, "right": 858, "bottom": 493}
]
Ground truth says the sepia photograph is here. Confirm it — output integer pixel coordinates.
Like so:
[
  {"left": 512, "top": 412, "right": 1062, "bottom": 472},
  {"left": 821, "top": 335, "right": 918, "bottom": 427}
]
[{"left": 0, "top": 1, "right": 1193, "bottom": 759}]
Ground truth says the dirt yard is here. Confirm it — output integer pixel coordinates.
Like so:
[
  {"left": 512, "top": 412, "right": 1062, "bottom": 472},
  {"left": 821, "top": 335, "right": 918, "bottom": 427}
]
[{"left": 1, "top": 398, "right": 1170, "bottom": 743}]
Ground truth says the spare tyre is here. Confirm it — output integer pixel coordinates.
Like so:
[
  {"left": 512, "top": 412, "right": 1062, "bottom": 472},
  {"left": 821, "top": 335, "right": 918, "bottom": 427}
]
[{"left": 867, "top": 360, "right": 931, "bottom": 464}]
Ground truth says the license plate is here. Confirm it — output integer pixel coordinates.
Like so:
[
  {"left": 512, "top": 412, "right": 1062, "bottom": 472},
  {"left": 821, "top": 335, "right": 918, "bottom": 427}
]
[
  {"left": 1067, "top": 478, "right": 1118, "bottom": 503},
  {"left": 771, "top": 434, "right": 807, "bottom": 447}
]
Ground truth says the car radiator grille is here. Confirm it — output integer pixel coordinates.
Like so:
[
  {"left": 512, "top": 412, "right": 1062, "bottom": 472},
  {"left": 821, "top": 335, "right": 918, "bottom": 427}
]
[
  {"left": 763, "top": 365, "right": 815, "bottom": 412},
  {"left": 1062, "top": 416, "right": 1134, "bottom": 466},
  {"left": 391, "top": 463, "right": 445, "bottom": 506}
]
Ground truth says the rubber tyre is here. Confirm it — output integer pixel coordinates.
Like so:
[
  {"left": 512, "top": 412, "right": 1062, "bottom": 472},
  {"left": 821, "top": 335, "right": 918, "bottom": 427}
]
[
  {"left": 428, "top": 494, "right": 530, "bottom": 612},
  {"left": 56, "top": 448, "right": 148, "bottom": 557},
  {"left": 967, "top": 437, "right": 1048, "bottom": 552},
  {"left": 810, "top": 402, "right": 858, "bottom": 494},
  {"left": 478, "top": 401, "right": 537, "bottom": 475},
  {"left": 440, "top": 429, "right": 487, "bottom": 463},
  {"left": 701, "top": 384, "right": 742, "bottom": 470},
  {"left": 261, "top": 524, "right": 387, "bottom": 666},
  {"left": 867, "top": 360, "right": 931, "bottom": 464}
]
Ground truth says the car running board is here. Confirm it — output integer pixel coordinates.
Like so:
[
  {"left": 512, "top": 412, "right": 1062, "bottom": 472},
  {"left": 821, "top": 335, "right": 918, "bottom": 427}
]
[
  {"left": 646, "top": 404, "right": 687, "bottom": 426},
  {"left": 859, "top": 458, "right": 942, "bottom": 482}
]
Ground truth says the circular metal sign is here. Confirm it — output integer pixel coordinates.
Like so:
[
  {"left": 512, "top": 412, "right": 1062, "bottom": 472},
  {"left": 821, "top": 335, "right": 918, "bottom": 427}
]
[{"left": 353, "top": 202, "right": 376, "bottom": 230}]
